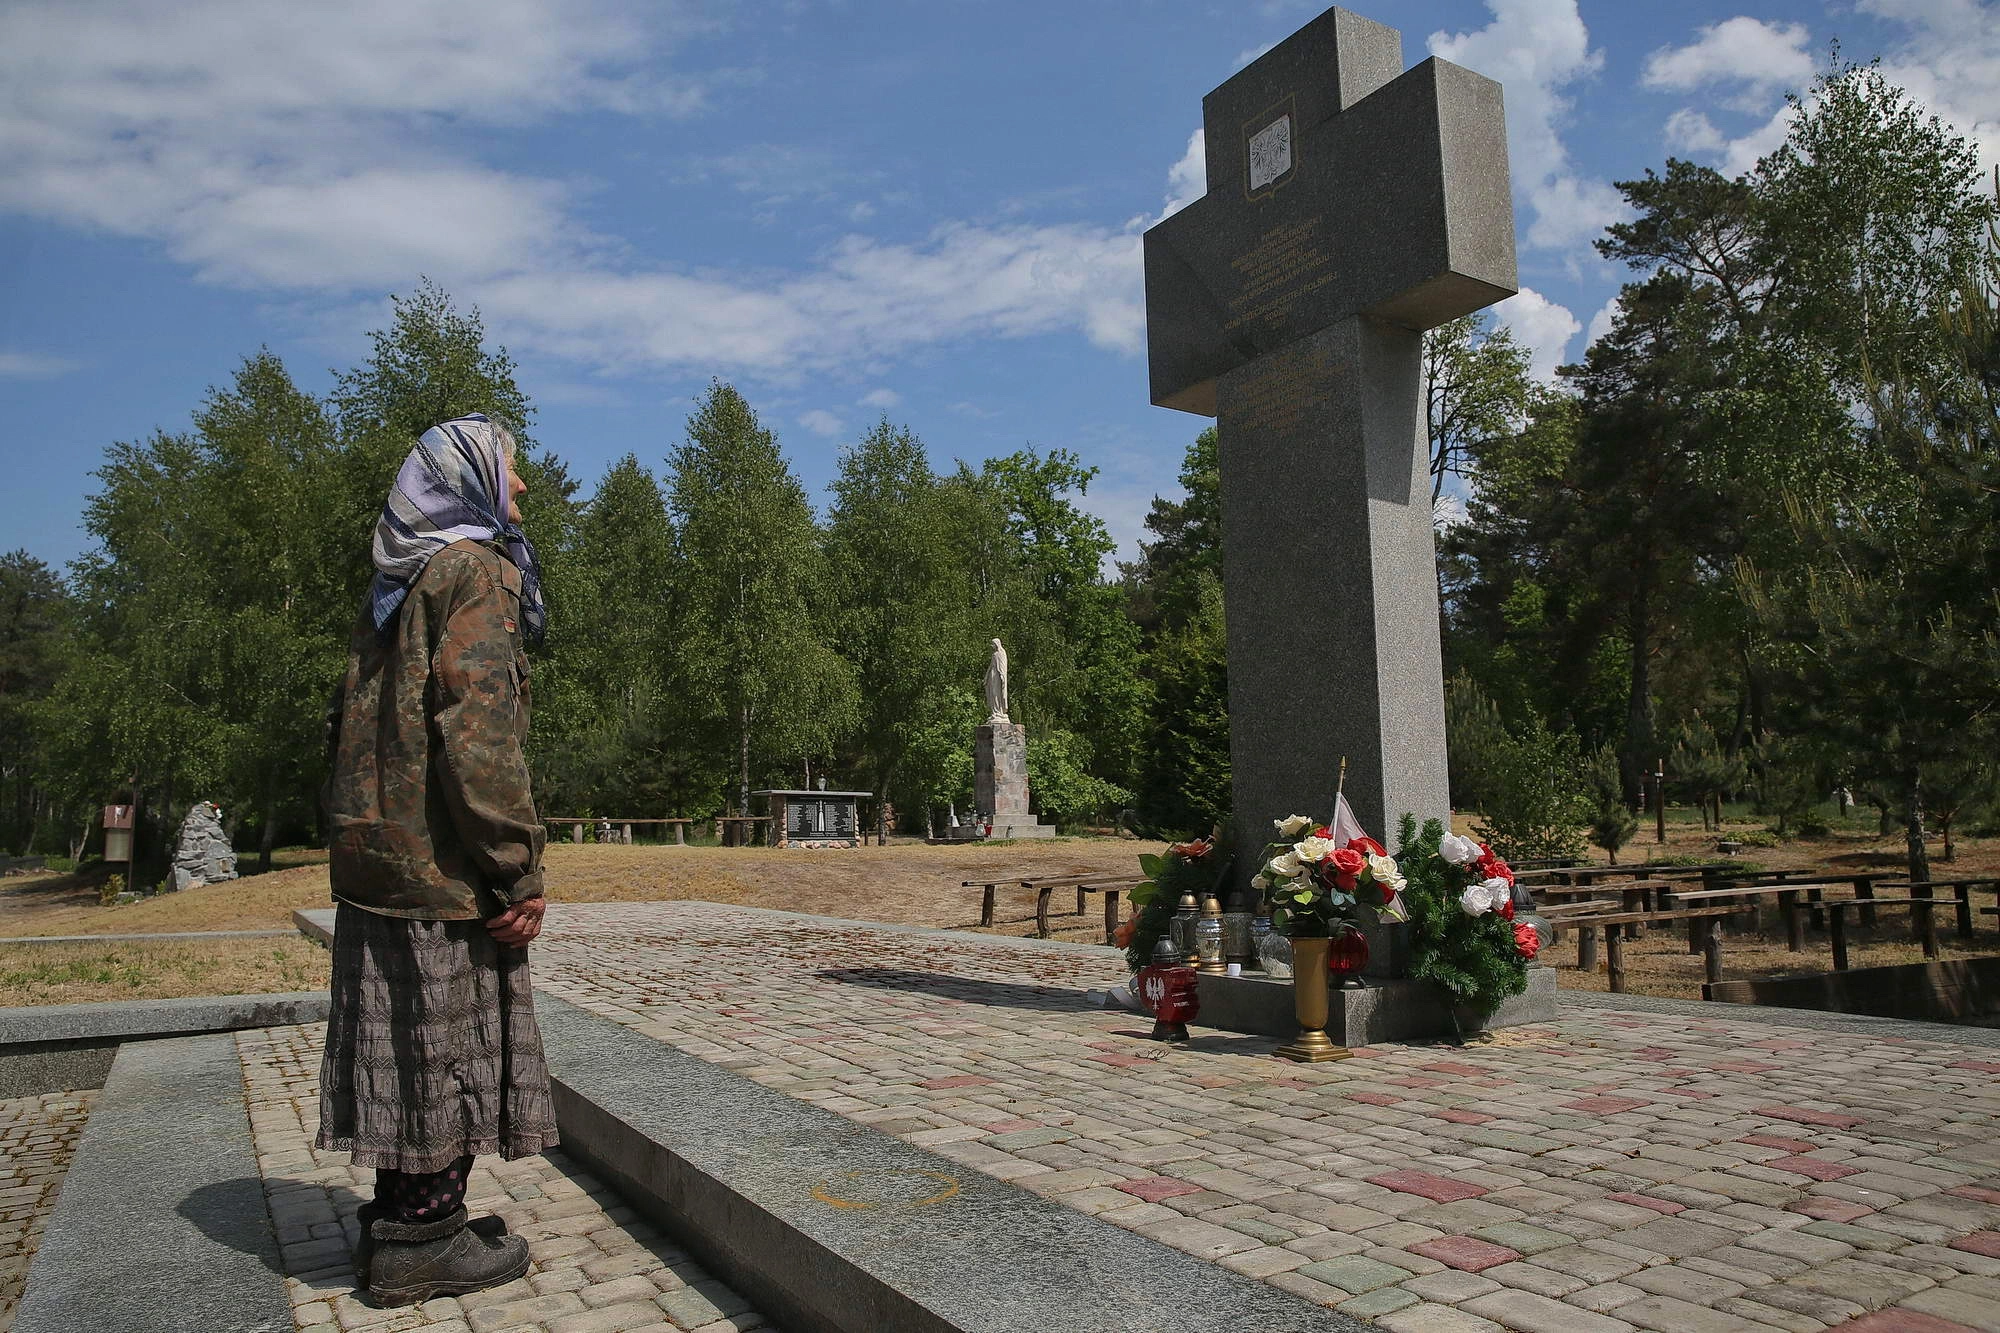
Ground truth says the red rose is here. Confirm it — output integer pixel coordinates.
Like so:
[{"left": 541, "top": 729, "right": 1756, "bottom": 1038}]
[
  {"left": 1513, "top": 920, "right": 1541, "bottom": 959},
  {"left": 1170, "top": 838, "right": 1214, "bottom": 861},
  {"left": 1380, "top": 880, "right": 1397, "bottom": 904},
  {"left": 1311, "top": 825, "right": 1333, "bottom": 840},
  {"left": 1327, "top": 847, "right": 1365, "bottom": 893},
  {"left": 1346, "top": 836, "right": 1386, "bottom": 857},
  {"left": 1499, "top": 898, "right": 1516, "bottom": 921}
]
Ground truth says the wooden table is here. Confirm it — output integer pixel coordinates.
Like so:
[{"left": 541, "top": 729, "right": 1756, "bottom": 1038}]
[
  {"left": 1665, "top": 882, "right": 1842, "bottom": 951},
  {"left": 1802, "top": 896, "right": 1941, "bottom": 969},
  {"left": 712, "top": 816, "right": 772, "bottom": 847}
]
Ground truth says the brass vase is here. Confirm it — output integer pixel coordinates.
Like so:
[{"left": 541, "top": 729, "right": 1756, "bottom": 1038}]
[{"left": 1274, "top": 936, "right": 1352, "bottom": 1062}]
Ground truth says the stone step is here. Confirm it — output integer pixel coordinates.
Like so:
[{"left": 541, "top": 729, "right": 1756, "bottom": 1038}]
[
  {"left": 537, "top": 992, "right": 1373, "bottom": 1333},
  {"left": 14, "top": 1030, "right": 292, "bottom": 1333}
]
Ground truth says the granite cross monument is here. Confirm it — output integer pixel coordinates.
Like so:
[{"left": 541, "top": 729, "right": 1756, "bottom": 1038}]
[{"left": 1142, "top": 7, "right": 1516, "bottom": 945}]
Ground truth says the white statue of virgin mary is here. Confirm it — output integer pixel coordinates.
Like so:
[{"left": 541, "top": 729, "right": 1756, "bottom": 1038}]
[{"left": 984, "top": 638, "right": 1009, "bottom": 723}]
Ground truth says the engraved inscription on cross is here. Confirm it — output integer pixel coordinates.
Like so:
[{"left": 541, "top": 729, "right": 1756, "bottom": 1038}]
[{"left": 1142, "top": 6, "right": 1517, "bottom": 953}]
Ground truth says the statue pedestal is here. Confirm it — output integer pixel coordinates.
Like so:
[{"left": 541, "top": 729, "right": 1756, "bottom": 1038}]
[
  {"left": 1194, "top": 966, "right": 1557, "bottom": 1046},
  {"left": 974, "top": 723, "right": 1055, "bottom": 839}
]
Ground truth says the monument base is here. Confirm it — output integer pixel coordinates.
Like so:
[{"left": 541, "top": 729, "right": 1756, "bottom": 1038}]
[
  {"left": 1194, "top": 966, "right": 1557, "bottom": 1047},
  {"left": 990, "top": 821, "right": 1056, "bottom": 840}
]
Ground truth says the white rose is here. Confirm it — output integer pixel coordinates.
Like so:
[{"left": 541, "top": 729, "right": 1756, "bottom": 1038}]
[
  {"left": 1366, "top": 852, "right": 1400, "bottom": 883},
  {"left": 1439, "top": 833, "right": 1482, "bottom": 866},
  {"left": 1273, "top": 814, "right": 1314, "bottom": 838},
  {"left": 1459, "top": 883, "right": 1495, "bottom": 916},
  {"left": 1293, "top": 836, "right": 1335, "bottom": 864},
  {"left": 1481, "top": 876, "right": 1513, "bottom": 899},
  {"left": 1267, "top": 851, "right": 1303, "bottom": 879},
  {"left": 1250, "top": 873, "right": 1270, "bottom": 891}
]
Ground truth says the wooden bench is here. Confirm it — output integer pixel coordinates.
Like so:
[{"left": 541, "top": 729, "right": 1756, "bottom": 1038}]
[
  {"left": 1802, "top": 896, "right": 1947, "bottom": 969},
  {"left": 545, "top": 817, "right": 696, "bottom": 845},
  {"left": 1565, "top": 906, "right": 1756, "bottom": 991},
  {"left": 1026, "top": 874, "right": 1143, "bottom": 944},
  {"left": 1878, "top": 878, "right": 1994, "bottom": 941},
  {"left": 712, "top": 816, "right": 772, "bottom": 847}
]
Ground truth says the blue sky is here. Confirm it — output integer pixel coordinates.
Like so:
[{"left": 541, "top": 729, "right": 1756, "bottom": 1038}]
[{"left": 3, "top": 0, "right": 1996, "bottom": 572}]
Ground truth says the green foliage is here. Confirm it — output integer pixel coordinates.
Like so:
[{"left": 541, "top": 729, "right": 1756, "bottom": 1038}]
[
  {"left": 1026, "top": 728, "right": 1131, "bottom": 826},
  {"left": 1423, "top": 312, "right": 1538, "bottom": 507},
  {"left": 1583, "top": 745, "right": 1638, "bottom": 863},
  {"left": 1444, "top": 672, "right": 1507, "bottom": 812},
  {"left": 1395, "top": 816, "right": 1529, "bottom": 1017},
  {"left": 669, "top": 382, "right": 859, "bottom": 813},
  {"left": 1471, "top": 720, "right": 1589, "bottom": 862},
  {"left": 1132, "top": 572, "right": 1229, "bottom": 838},
  {"left": 1123, "top": 842, "right": 1217, "bottom": 972}
]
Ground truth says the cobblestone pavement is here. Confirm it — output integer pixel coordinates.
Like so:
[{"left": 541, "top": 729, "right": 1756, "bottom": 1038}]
[
  {"left": 237, "top": 1024, "right": 778, "bottom": 1333},
  {"left": 532, "top": 901, "right": 2000, "bottom": 1333},
  {"left": 0, "top": 1088, "right": 95, "bottom": 1332}
]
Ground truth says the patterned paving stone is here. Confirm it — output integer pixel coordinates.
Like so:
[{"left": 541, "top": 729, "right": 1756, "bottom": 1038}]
[
  {"left": 1407, "top": 1236, "right": 1521, "bottom": 1273},
  {"left": 0, "top": 1089, "right": 95, "bottom": 1333},
  {"left": 236, "top": 1024, "right": 778, "bottom": 1333},
  {"left": 503, "top": 903, "right": 2000, "bottom": 1331}
]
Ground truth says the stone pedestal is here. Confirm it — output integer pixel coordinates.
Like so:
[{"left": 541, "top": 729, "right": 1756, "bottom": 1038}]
[
  {"left": 974, "top": 722, "right": 1055, "bottom": 839},
  {"left": 1194, "top": 965, "right": 1557, "bottom": 1046}
]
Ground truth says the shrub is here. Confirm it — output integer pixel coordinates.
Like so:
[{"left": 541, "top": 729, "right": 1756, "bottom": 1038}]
[{"left": 1472, "top": 719, "right": 1590, "bottom": 862}]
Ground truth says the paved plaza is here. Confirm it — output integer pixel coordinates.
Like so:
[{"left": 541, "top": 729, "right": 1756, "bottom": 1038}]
[
  {"left": 0, "top": 1090, "right": 93, "bottom": 1333},
  {"left": 523, "top": 901, "right": 2000, "bottom": 1332},
  {"left": 236, "top": 1023, "right": 776, "bottom": 1333}
]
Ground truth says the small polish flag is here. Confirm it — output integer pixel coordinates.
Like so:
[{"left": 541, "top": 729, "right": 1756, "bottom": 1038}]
[{"left": 1329, "top": 792, "right": 1367, "bottom": 848}]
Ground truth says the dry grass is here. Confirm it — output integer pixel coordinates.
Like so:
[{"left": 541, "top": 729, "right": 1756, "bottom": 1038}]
[
  {"left": 0, "top": 836, "right": 1169, "bottom": 940},
  {"left": 2, "top": 816, "right": 1992, "bottom": 1006},
  {"left": 0, "top": 936, "right": 330, "bottom": 1007}
]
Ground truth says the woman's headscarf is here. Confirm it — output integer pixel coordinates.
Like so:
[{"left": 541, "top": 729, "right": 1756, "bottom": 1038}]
[{"left": 368, "top": 414, "right": 546, "bottom": 642}]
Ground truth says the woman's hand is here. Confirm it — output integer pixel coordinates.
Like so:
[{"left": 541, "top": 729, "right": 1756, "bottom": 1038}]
[{"left": 485, "top": 895, "right": 546, "bottom": 947}]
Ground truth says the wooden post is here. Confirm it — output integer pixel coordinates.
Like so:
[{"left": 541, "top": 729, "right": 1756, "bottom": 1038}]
[
  {"left": 1853, "top": 875, "right": 1877, "bottom": 930},
  {"left": 1076, "top": 884, "right": 1088, "bottom": 916},
  {"left": 1702, "top": 916, "right": 1724, "bottom": 987},
  {"left": 1687, "top": 914, "right": 1704, "bottom": 955},
  {"left": 1955, "top": 883, "right": 1974, "bottom": 941},
  {"left": 673, "top": 821, "right": 685, "bottom": 846},
  {"left": 1654, "top": 759, "right": 1666, "bottom": 844},
  {"left": 1577, "top": 922, "right": 1598, "bottom": 972},
  {"left": 1035, "top": 886, "right": 1053, "bottom": 939},
  {"left": 1830, "top": 906, "right": 1849, "bottom": 972},
  {"left": 1916, "top": 889, "right": 1939, "bottom": 960},
  {"left": 980, "top": 884, "right": 997, "bottom": 927},
  {"left": 1605, "top": 927, "right": 1626, "bottom": 994},
  {"left": 1781, "top": 890, "right": 1804, "bottom": 952},
  {"left": 1104, "top": 890, "right": 1120, "bottom": 947}
]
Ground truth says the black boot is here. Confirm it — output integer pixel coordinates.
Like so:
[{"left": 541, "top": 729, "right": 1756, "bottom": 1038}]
[
  {"left": 351, "top": 1202, "right": 510, "bottom": 1286},
  {"left": 367, "top": 1206, "right": 529, "bottom": 1306}
]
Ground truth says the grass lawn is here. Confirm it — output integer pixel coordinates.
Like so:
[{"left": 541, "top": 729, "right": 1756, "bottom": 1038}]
[{"left": 0, "top": 936, "right": 330, "bottom": 1007}]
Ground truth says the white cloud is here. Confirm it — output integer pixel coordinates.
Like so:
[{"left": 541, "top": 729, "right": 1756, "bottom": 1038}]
[
  {"left": 1159, "top": 129, "right": 1207, "bottom": 221},
  {"left": 1234, "top": 41, "right": 1279, "bottom": 72},
  {"left": 859, "top": 388, "right": 901, "bottom": 409},
  {"left": 1584, "top": 295, "right": 1621, "bottom": 349},
  {"left": 0, "top": 352, "right": 81, "bottom": 380},
  {"left": 1662, "top": 108, "right": 1727, "bottom": 157},
  {"left": 0, "top": 0, "right": 1150, "bottom": 384},
  {"left": 1491, "top": 287, "right": 1580, "bottom": 383},
  {"left": 798, "top": 409, "right": 842, "bottom": 436},
  {"left": 1429, "top": 0, "right": 1624, "bottom": 252},
  {"left": 1642, "top": 18, "right": 1815, "bottom": 110}
]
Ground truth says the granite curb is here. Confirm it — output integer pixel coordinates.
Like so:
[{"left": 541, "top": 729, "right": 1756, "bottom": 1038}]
[
  {"left": 14, "top": 1031, "right": 292, "bottom": 1333},
  {"left": 537, "top": 991, "right": 1376, "bottom": 1333},
  {"left": 0, "top": 990, "right": 330, "bottom": 1098}
]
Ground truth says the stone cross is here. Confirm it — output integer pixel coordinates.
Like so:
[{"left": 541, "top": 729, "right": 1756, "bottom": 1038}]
[{"left": 1143, "top": 8, "right": 1516, "bottom": 913}]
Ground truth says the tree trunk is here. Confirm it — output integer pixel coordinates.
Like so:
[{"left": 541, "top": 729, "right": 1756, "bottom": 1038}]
[
  {"left": 1940, "top": 813, "right": 1956, "bottom": 863},
  {"left": 258, "top": 794, "right": 278, "bottom": 875},
  {"left": 1902, "top": 762, "right": 1930, "bottom": 886},
  {"left": 737, "top": 706, "right": 751, "bottom": 817},
  {"left": 1621, "top": 568, "right": 1654, "bottom": 803}
]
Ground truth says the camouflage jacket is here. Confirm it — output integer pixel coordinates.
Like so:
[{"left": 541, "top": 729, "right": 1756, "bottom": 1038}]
[{"left": 324, "top": 539, "right": 545, "bottom": 920}]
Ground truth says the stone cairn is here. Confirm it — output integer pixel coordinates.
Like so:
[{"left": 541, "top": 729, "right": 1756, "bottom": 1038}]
[{"left": 170, "top": 801, "right": 239, "bottom": 892}]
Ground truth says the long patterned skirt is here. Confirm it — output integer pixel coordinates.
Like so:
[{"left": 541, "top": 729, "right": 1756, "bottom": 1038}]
[{"left": 316, "top": 902, "right": 560, "bottom": 1173}]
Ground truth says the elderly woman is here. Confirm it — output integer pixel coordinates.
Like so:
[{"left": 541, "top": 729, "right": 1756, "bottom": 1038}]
[{"left": 318, "top": 414, "right": 558, "bottom": 1306}]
